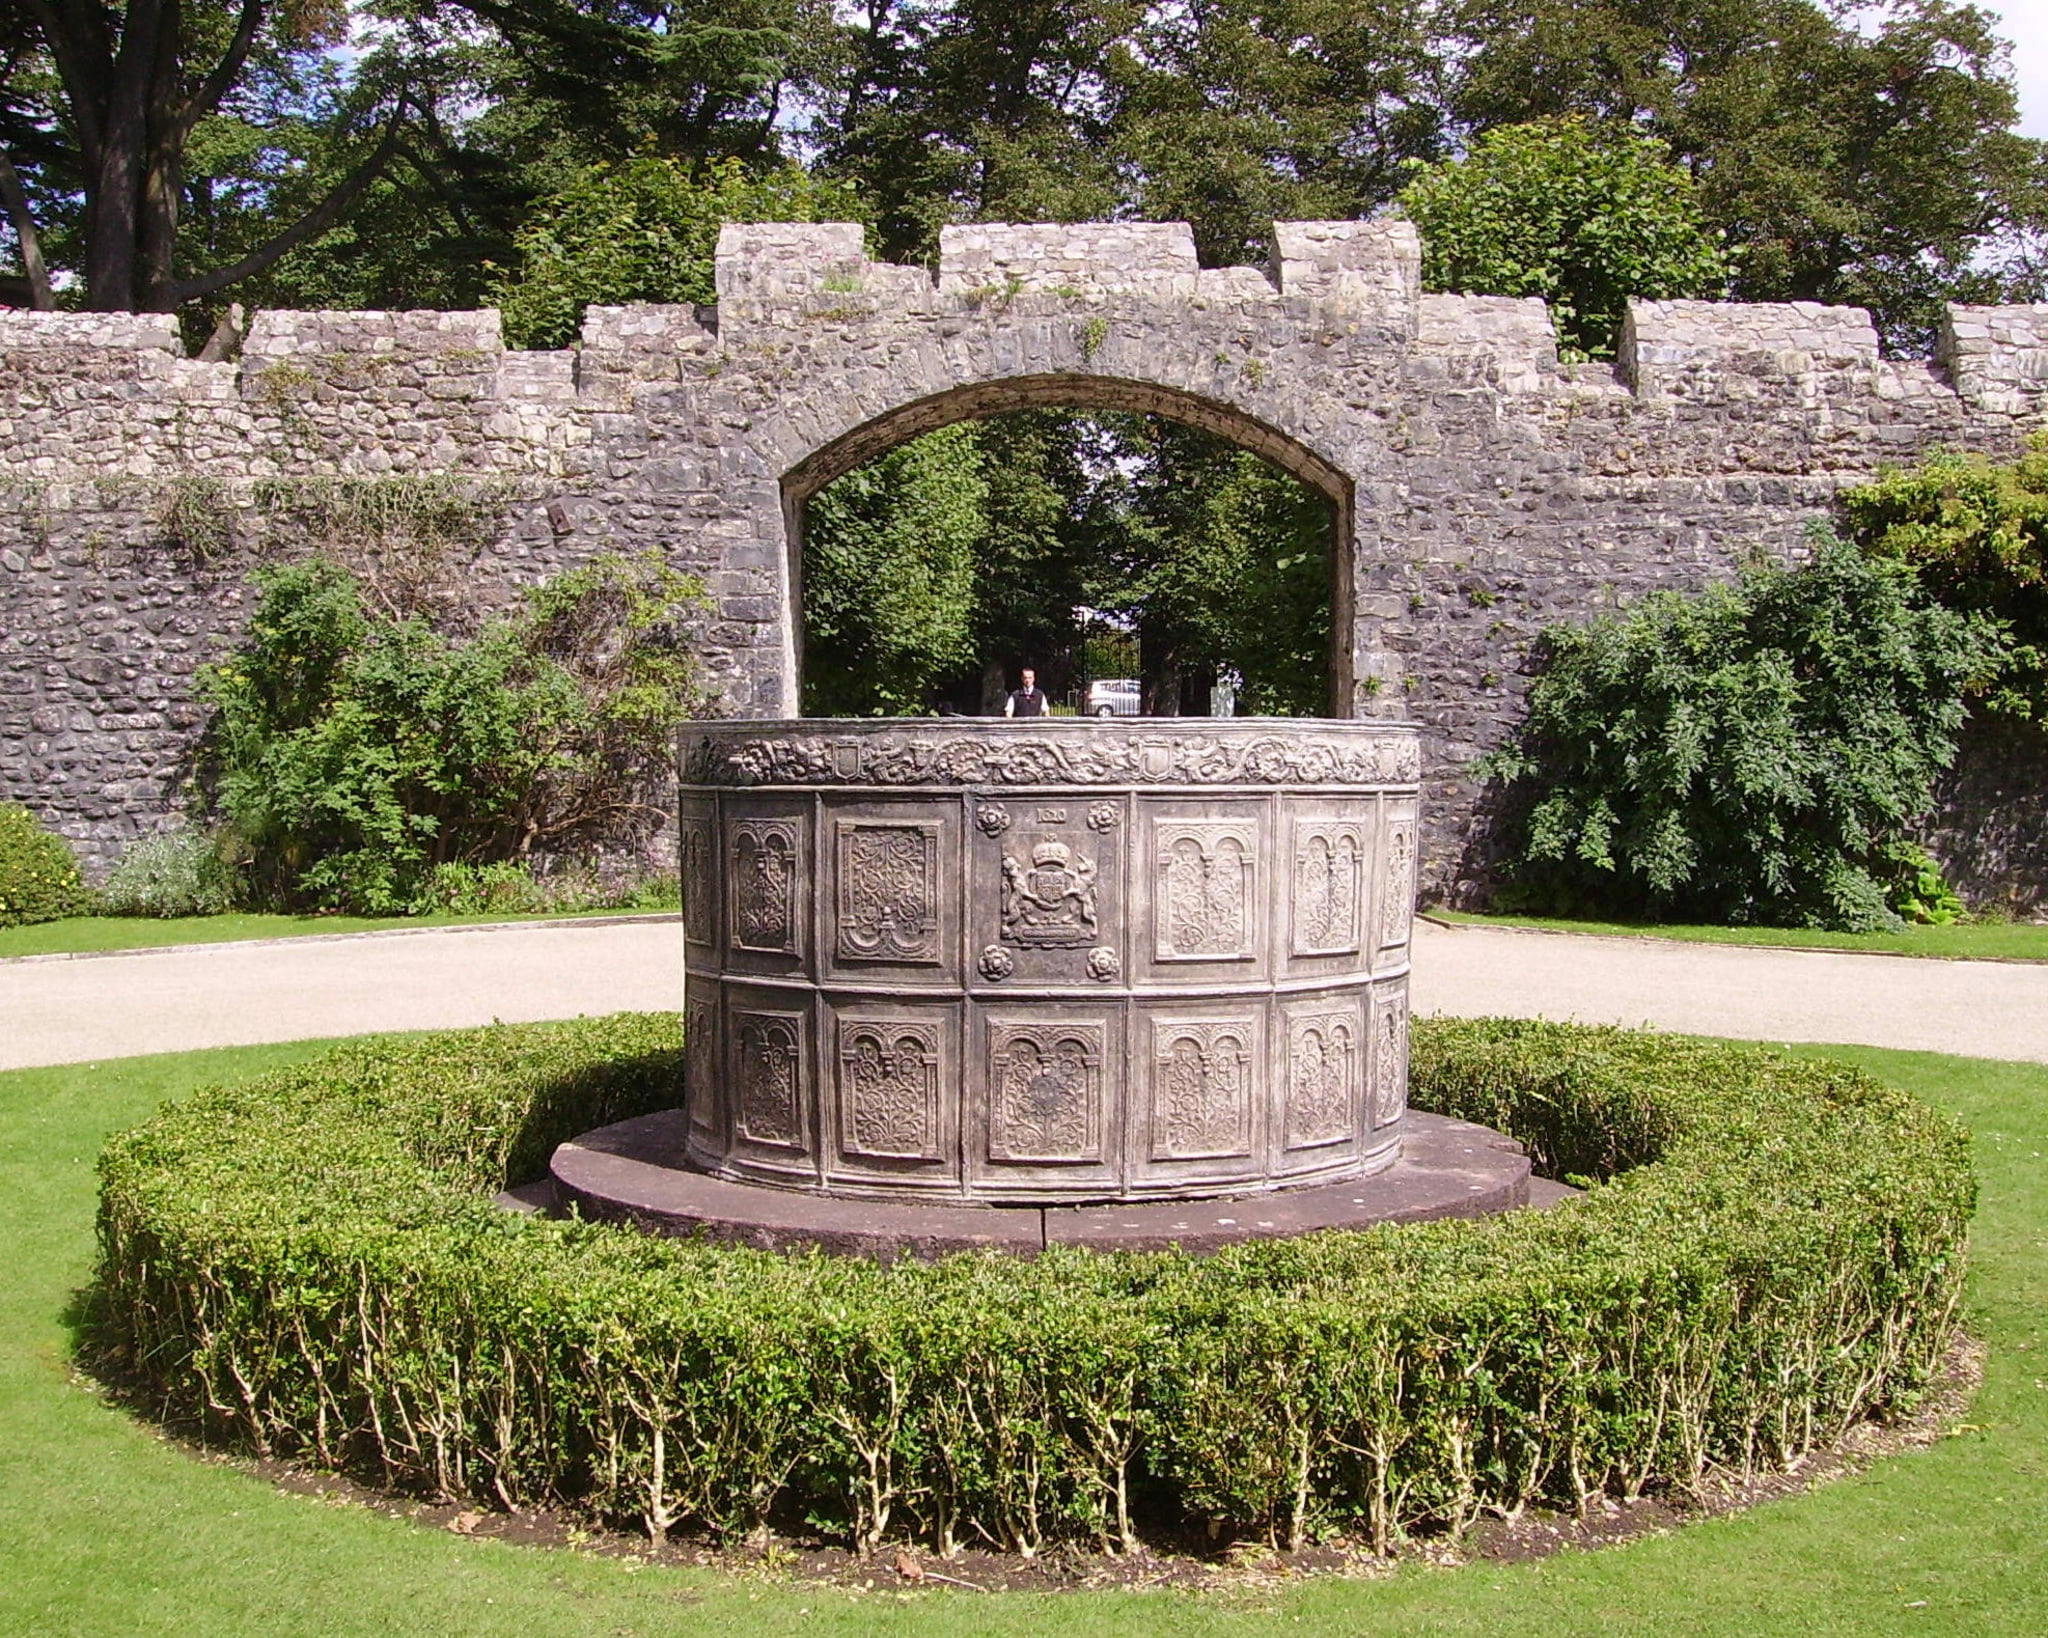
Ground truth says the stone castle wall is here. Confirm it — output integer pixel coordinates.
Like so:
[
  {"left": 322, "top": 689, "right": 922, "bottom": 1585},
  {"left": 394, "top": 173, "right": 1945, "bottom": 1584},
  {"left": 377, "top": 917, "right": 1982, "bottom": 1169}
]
[{"left": 3, "top": 222, "right": 2045, "bottom": 899}]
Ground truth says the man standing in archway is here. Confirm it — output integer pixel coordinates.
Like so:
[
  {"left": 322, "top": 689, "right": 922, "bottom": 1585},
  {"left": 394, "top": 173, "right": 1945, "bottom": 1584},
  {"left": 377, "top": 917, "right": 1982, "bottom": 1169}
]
[{"left": 1004, "top": 667, "right": 1048, "bottom": 718}]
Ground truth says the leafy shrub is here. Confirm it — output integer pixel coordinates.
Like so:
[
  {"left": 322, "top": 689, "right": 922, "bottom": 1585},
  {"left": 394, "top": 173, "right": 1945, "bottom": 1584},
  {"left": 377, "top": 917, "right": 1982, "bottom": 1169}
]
[
  {"left": 1483, "top": 530, "right": 2001, "bottom": 930},
  {"left": 1398, "top": 117, "right": 1733, "bottom": 360},
  {"left": 1840, "top": 433, "right": 2048, "bottom": 718},
  {"left": 96, "top": 826, "right": 239, "bottom": 918},
  {"left": 0, "top": 804, "right": 89, "bottom": 928},
  {"left": 198, "top": 553, "right": 704, "bottom": 915},
  {"left": 94, "top": 1013, "right": 1972, "bottom": 1555}
]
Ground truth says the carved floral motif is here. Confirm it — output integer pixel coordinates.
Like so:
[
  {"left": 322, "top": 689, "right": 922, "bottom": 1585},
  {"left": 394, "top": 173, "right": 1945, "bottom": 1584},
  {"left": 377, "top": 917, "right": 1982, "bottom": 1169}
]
[
  {"left": 1153, "top": 1020, "right": 1253, "bottom": 1159},
  {"left": 685, "top": 996, "right": 718, "bottom": 1142},
  {"left": 1086, "top": 801, "right": 1121, "bottom": 831},
  {"left": 974, "top": 803, "right": 1012, "bottom": 836},
  {"left": 1086, "top": 946, "right": 1120, "bottom": 981},
  {"left": 731, "top": 819, "right": 798, "bottom": 952},
  {"left": 1293, "top": 823, "right": 1362, "bottom": 956},
  {"left": 978, "top": 945, "right": 1015, "bottom": 982},
  {"left": 1380, "top": 819, "right": 1416, "bottom": 950},
  {"left": 1287, "top": 1011, "right": 1357, "bottom": 1148},
  {"left": 734, "top": 1013, "right": 803, "bottom": 1150},
  {"left": 1001, "top": 838, "right": 1099, "bottom": 949},
  {"left": 837, "top": 823, "right": 939, "bottom": 962},
  {"left": 1374, "top": 991, "right": 1409, "bottom": 1126},
  {"left": 989, "top": 1024, "right": 1102, "bottom": 1162},
  {"left": 839, "top": 1022, "right": 940, "bottom": 1159},
  {"left": 680, "top": 816, "right": 714, "bottom": 945},
  {"left": 1155, "top": 822, "right": 1254, "bottom": 961}
]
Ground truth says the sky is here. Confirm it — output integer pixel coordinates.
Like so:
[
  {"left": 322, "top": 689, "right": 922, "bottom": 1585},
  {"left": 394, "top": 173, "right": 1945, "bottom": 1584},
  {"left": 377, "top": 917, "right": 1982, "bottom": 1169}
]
[{"left": 1987, "top": 0, "right": 2048, "bottom": 137}]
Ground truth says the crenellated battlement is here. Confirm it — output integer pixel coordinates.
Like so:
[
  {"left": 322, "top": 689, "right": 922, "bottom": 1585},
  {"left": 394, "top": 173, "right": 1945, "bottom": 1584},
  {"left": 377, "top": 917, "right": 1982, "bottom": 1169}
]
[{"left": 3, "top": 219, "right": 2046, "bottom": 896}]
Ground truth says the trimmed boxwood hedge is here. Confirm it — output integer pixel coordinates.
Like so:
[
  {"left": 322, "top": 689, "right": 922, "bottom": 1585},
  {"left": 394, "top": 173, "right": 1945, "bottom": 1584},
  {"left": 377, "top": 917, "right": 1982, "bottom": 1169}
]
[{"left": 93, "top": 1013, "right": 1973, "bottom": 1555}]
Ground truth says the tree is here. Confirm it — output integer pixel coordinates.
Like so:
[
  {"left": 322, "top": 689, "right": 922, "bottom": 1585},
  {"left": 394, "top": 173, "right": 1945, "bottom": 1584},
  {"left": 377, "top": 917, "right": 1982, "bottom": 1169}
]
[
  {"left": 1445, "top": 0, "right": 2048, "bottom": 350},
  {"left": 1106, "top": 0, "right": 1443, "bottom": 266},
  {"left": 488, "top": 153, "right": 862, "bottom": 348},
  {"left": 801, "top": 422, "right": 986, "bottom": 715},
  {"left": 1398, "top": 117, "right": 1733, "bottom": 359},
  {"left": 4, "top": 0, "right": 413, "bottom": 311}
]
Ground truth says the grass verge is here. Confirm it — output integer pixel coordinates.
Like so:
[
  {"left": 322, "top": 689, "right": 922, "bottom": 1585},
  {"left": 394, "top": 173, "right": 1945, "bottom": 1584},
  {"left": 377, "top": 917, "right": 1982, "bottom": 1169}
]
[
  {"left": 1427, "top": 908, "right": 2048, "bottom": 963},
  {"left": 0, "top": 1040, "right": 2040, "bottom": 1636},
  {"left": 0, "top": 906, "right": 678, "bottom": 962}
]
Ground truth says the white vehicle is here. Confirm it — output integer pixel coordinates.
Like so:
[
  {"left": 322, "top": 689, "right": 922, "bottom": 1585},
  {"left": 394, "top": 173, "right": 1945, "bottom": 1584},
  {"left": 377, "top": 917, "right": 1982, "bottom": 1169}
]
[{"left": 1086, "top": 678, "right": 1141, "bottom": 716}]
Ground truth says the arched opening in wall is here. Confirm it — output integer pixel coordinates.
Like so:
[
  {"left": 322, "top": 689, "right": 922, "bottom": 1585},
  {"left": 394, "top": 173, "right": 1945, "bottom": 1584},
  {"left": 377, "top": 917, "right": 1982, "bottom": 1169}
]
[{"left": 781, "top": 377, "right": 1354, "bottom": 718}]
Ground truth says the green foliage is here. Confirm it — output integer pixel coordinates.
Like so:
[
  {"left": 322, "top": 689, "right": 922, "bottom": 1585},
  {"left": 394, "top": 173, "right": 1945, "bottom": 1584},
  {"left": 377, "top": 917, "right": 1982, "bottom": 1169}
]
[
  {"left": 1483, "top": 531, "right": 2000, "bottom": 931},
  {"left": 198, "top": 553, "right": 705, "bottom": 915},
  {"left": 411, "top": 859, "right": 680, "bottom": 917},
  {"left": 1081, "top": 417, "right": 1332, "bottom": 715},
  {"left": 491, "top": 157, "right": 865, "bottom": 350},
  {"left": 1841, "top": 434, "right": 2048, "bottom": 717},
  {"left": 94, "top": 1013, "right": 1971, "bottom": 1554},
  {"left": 1398, "top": 118, "right": 1733, "bottom": 360},
  {"left": 95, "top": 827, "right": 239, "bottom": 919},
  {"left": 801, "top": 423, "right": 987, "bottom": 715},
  {"left": 0, "top": 805, "right": 89, "bottom": 929},
  {"left": 1447, "top": 0, "right": 2046, "bottom": 352}
]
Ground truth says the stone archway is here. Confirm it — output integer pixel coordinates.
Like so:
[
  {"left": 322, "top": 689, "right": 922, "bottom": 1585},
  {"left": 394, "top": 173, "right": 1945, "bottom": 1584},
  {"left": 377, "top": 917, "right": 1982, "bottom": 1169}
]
[
  {"left": 776, "top": 372, "right": 1359, "bottom": 716},
  {"left": 693, "top": 218, "right": 1422, "bottom": 719}
]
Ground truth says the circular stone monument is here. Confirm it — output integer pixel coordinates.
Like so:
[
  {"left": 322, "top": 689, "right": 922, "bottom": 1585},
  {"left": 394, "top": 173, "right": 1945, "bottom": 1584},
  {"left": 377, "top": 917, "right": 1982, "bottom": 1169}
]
[{"left": 552, "top": 717, "right": 1533, "bottom": 1252}]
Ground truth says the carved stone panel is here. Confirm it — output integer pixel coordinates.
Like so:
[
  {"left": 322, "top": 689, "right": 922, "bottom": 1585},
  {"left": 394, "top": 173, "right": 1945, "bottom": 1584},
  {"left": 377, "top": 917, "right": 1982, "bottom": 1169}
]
[
  {"left": 680, "top": 813, "right": 715, "bottom": 947},
  {"left": 1292, "top": 822, "right": 1364, "bottom": 957},
  {"left": 988, "top": 1022, "right": 1104, "bottom": 1163},
  {"left": 731, "top": 1009, "right": 806, "bottom": 1152},
  {"left": 731, "top": 819, "right": 799, "bottom": 954},
  {"left": 685, "top": 991, "right": 719, "bottom": 1146},
  {"left": 836, "top": 1020, "right": 942, "bottom": 1161},
  {"left": 1000, "top": 837, "right": 1099, "bottom": 949},
  {"left": 1150, "top": 1018, "right": 1254, "bottom": 1160},
  {"left": 1373, "top": 987, "right": 1409, "bottom": 1128},
  {"left": 1154, "top": 820, "right": 1256, "bottom": 962},
  {"left": 1286, "top": 1008, "right": 1359, "bottom": 1150},
  {"left": 1379, "top": 811, "right": 1418, "bottom": 952},
  {"left": 836, "top": 821, "right": 940, "bottom": 963}
]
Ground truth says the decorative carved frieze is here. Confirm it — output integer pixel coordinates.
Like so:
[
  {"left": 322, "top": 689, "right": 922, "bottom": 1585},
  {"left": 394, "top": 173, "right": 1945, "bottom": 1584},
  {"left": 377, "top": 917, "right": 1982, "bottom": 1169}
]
[
  {"left": 836, "top": 822, "right": 940, "bottom": 962},
  {"left": 1155, "top": 820, "right": 1255, "bottom": 961},
  {"left": 838, "top": 1021, "right": 940, "bottom": 1160},
  {"left": 734, "top": 1012, "right": 804, "bottom": 1150},
  {"left": 1292, "top": 822, "right": 1363, "bottom": 956},
  {"left": 1286, "top": 1010, "right": 1357, "bottom": 1149},
  {"left": 731, "top": 819, "right": 799, "bottom": 953},
  {"left": 685, "top": 723, "right": 1421, "bottom": 789},
  {"left": 1374, "top": 991, "right": 1409, "bottom": 1127},
  {"left": 988, "top": 1023, "right": 1103, "bottom": 1162},
  {"left": 680, "top": 815, "right": 715, "bottom": 945},
  {"left": 1000, "top": 838, "right": 1099, "bottom": 949},
  {"left": 1151, "top": 1019, "right": 1253, "bottom": 1159}
]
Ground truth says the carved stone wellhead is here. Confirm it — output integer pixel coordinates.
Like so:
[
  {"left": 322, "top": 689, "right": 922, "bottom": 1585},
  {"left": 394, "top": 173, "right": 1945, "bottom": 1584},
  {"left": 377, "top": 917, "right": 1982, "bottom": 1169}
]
[{"left": 678, "top": 718, "right": 1421, "bottom": 1204}]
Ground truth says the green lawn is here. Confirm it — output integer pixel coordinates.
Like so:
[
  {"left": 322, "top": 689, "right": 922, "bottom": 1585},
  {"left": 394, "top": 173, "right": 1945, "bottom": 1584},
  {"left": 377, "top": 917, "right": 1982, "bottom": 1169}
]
[
  {"left": 1428, "top": 908, "right": 2048, "bottom": 963},
  {"left": 2, "top": 1038, "right": 2041, "bottom": 1636},
  {"left": 0, "top": 906, "right": 678, "bottom": 962}
]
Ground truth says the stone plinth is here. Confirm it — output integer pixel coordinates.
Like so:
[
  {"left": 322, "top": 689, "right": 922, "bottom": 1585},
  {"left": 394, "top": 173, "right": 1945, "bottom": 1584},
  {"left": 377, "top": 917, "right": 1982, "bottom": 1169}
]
[{"left": 676, "top": 718, "right": 1421, "bottom": 1204}]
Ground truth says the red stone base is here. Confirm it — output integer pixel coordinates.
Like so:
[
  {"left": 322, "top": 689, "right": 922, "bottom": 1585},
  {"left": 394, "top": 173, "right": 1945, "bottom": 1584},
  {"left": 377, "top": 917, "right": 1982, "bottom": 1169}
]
[{"left": 535, "top": 1111, "right": 1547, "bottom": 1260}]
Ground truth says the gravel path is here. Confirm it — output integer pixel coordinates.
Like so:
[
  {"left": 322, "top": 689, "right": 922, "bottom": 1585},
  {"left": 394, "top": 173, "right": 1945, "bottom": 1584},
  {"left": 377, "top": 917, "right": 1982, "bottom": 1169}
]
[{"left": 1, "top": 916, "right": 2043, "bottom": 1072}]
